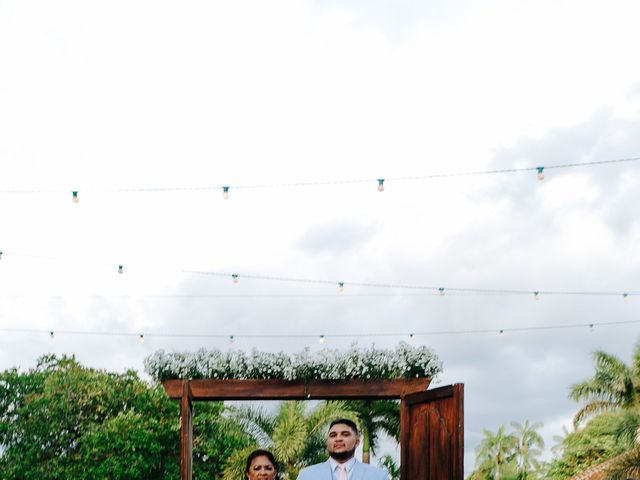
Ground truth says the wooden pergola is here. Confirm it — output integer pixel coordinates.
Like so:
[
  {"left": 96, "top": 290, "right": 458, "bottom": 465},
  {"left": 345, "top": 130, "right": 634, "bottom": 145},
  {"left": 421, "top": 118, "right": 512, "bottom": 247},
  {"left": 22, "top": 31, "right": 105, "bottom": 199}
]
[{"left": 163, "top": 378, "right": 463, "bottom": 480}]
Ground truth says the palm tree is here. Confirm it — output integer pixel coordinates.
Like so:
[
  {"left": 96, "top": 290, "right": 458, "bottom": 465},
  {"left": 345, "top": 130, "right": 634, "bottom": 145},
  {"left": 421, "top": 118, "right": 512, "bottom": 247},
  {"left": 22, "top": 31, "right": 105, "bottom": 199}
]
[
  {"left": 569, "top": 341, "right": 640, "bottom": 427},
  {"left": 470, "top": 425, "right": 518, "bottom": 480},
  {"left": 343, "top": 400, "right": 400, "bottom": 463},
  {"left": 510, "top": 420, "right": 544, "bottom": 479},
  {"left": 224, "top": 400, "right": 355, "bottom": 480}
]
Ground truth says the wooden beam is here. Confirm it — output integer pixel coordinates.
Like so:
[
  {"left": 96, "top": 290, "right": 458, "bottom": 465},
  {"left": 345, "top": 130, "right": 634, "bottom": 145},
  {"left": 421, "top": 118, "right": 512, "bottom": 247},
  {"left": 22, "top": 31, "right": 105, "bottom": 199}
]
[
  {"left": 180, "top": 381, "right": 193, "bottom": 480},
  {"left": 163, "top": 378, "right": 431, "bottom": 400}
]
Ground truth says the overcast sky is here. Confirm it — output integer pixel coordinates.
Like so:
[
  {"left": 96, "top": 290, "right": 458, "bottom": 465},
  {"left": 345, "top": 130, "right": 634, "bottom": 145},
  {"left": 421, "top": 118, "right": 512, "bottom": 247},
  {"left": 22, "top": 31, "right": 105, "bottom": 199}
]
[{"left": 2, "top": 0, "right": 640, "bottom": 474}]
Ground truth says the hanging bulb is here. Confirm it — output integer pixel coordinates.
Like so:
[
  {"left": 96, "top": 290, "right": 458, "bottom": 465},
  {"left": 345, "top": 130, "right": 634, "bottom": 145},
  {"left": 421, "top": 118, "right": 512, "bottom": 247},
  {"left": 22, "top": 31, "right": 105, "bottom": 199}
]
[
  {"left": 409, "top": 333, "right": 415, "bottom": 341},
  {"left": 49, "top": 331, "right": 55, "bottom": 339},
  {"left": 623, "top": 293, "right": 629, "bottom": 302},
  {"left": 229, "top": 335, "right": 235, "bottom": 344},
  {"left": 338, "top": 282, "right": 344, "bottom": 293},
  {"left": 377, "top": 179, "right": 385, "bottom": 192},
  {"left": 319, "top": 335, "right": 325, "bottom": 344},
  {"left": 589, "top": 324, "right": 594, "bottom": 332},
  {"left": 536, "top": 167, "right": 545, "bottom": 181},
  {"left": 72, "top": 191, "right": 79, "bottom": 203},
  {"left": 232, "top": 274, "right": 239, "bottom": 284},
  {"left": 533, "top": 291, "right": 540, "bottom": 301},
  {"left": 139, "top": 334, "right": 145, "bottom": 343},
  {"left": 118, "top": 265, "right": 123, "bottom": 274},
  {"left": 499, "top": 329, "right": 504, "bottom": 336},
  {"left": 0, "top": 251, "right": 3, "bottom": 260},
  {"left": 438, "top": 287, "right": 445, "bottom": 296},
  {"left": 222, "top": 186, "right": 230, "bottom": 200}
]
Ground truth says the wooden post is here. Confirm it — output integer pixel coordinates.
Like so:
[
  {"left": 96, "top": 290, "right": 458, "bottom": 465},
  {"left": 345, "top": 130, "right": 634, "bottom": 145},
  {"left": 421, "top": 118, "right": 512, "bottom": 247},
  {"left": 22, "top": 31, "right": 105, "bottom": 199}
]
[{"left": 180, "top": 380, "right": 193, "bottom": 480}]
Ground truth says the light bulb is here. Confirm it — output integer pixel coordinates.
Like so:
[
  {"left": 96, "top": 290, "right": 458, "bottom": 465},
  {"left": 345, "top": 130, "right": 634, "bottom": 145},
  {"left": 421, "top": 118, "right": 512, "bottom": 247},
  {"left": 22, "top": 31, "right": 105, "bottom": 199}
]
[
  {"left": 409, "top": 333, "right": 415, "bottom": 341},
  {"left": 499, "top": 329, "right": 504, "bottom": 336},
  {"left": 377, "top": 179, "right": 385, "bottom": 192},
  {"left": 438, "top": 287, "right": 445, "bottom": 296},
  {"left": 338, "top": 282, "right": 344, "bottom": 292},
  {"left": 533, "top": 291, "right": 540, "bottom": 301},
  {"left": 319, "top": 335, "right": 325, "bottom": 344},
  {"left": 139, "top": 334, "right": 145, "bottom": 343},
  {"left": 0, "top": 251, "right": 3, "bottom": 260},
  {"left": 118, "top": 265, "right": 123, "bottom": 274},
  {"left": 536, "top": 167, "right": 544, "bottom": 181},
  {"left": 229, "top": 335, "right": 234, "bottom": 344},
  {"left": 232, "top": 274, "right": 239, "bottom": 284},
  {"left": 589, "top": 324, "right": 594, "bottom": 332},
  {"left": 72, "top": 191, "right": 79, "bottom": 203},
  {"left": 49, "top": 331, "right": 55, "bottom": 339},
  {"left": 623, "top": 293, "right": 629, "bottom": 302},
  {"left": 223, "top": 186, "right": 230, "bottom": 200}
]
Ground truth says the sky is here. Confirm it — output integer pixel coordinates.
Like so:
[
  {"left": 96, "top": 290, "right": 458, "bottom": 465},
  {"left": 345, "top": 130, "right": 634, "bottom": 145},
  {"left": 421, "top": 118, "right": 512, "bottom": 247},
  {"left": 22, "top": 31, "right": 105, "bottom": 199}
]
[{"left": 1, "top": 0, "right": 640, "bottom": 474}]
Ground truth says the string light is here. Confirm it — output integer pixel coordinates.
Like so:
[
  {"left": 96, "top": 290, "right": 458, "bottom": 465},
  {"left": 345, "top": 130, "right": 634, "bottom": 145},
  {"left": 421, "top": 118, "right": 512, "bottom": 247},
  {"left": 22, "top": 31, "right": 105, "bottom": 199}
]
[
  {"left": 139, "top": 333, "right": 145, "bottom": 343},
  {"left": 1, "top": 157, "right": 638, "bottom": 198},
  {"left": 0, "top": 251, "right": 3, "bottom": 260},
  {"left": 533, "top": 291, "right": 540, "bottom": 301},
  {"left": 589, "top": 324, "right": 594, "bottom": 332},
  {"left": 3, "top": 319, "right": 638, "bottom": 341},
  {"left": 536, "top": 167, "right": 545, "bottom": 181},
  {"left": 377, "top": 179, "right": 385, "bottom": 192},
  {"left": 623, "top": 293, "right": 629, "bottom": 301},
  {"left": 338, "top": 282, "right": 345, "bottom": 293},
  {"left": 232, "top": 274, "right": 239, "bottom": 284},
  {"left": 118, "top": 265, "right": 124, "bottom": 274},
  {"left": 49, "top": 330, "right": 54, "bottom": 339},
  {"left": 438, "top": 287, "right": 445, "bottom": 296},
  {"left": 222, "top": 186, "right": 230, "bottom": 200},
  {"left": 409, "top": 333, "right": 415, "bottom": 341},
  {"left": 499, "top": 329, "right": 504, "bottom": 336},
  {"left": 72, "top": 191, "right": 79, "bottom": 203}
]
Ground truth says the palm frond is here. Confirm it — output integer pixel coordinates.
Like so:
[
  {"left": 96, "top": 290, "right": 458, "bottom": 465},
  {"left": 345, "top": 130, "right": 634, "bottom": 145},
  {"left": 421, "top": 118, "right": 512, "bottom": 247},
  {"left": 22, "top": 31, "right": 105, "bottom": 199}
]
[{"left": 573, "top": 400, "right": 617, "bottom": 427}]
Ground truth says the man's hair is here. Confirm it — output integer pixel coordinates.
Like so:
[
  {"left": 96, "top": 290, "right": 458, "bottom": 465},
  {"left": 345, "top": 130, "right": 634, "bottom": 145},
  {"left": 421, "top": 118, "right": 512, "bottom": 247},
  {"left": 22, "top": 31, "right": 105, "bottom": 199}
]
[{"left": 329, "top": 418, "right": 358, "bottom": 435}]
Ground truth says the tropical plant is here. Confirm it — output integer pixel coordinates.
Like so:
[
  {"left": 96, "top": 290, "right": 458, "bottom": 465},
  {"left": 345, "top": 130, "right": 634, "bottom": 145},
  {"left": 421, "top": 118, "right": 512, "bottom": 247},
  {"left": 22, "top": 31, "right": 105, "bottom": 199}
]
[
  {"left": 469, "top": 425, "right": 519, "bottom": 480},
  {"left": 224, "top": 400, "right": 355, "bottom": 480},
  {"left": 378, "top": 454, "right": 400, "bottom": 480},
  {"left": 510, "top": 420, "right": 545, "bottom": 478},
  {"left": 569, "top": 341, "right": 640, "bottom": 427},
  {"left": 345, "top": 399, "right": 400, "bottom": 463}
]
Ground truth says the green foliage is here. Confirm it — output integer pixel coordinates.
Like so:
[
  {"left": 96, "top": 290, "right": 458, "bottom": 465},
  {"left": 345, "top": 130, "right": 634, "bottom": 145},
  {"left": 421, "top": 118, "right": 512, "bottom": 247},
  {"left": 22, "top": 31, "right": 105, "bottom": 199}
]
[
  {"left": 546, "top": 410, "right": 632, "bottom": 479},
  {"left": 343, "top": 400, "right": 399, "bottom": 463},
  {"left": 569, "top": 342, "right": 640, "bottom": 427},
  {"left": 467, "top": 421, "right": 545, "bottom": 480},
  {"left": 0, "top": 355, "right": 251, "bottom": 480},
  {"left": 378, "top": 454, "right": 400, "bottom": 480}
]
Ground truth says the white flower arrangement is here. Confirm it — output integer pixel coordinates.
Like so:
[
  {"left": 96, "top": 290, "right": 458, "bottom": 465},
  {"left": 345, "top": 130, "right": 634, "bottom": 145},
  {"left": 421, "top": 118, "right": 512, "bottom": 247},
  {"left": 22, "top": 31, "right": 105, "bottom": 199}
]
[{"left": 143, "top": 342, "right": 442, "bottom": 381}]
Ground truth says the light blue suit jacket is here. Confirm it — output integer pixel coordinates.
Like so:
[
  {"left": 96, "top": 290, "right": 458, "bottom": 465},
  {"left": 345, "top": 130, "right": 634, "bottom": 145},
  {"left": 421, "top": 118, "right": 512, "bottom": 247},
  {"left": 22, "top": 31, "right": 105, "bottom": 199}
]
[{"left": 296, "top": 459, "right": 388, "bottom": 480}]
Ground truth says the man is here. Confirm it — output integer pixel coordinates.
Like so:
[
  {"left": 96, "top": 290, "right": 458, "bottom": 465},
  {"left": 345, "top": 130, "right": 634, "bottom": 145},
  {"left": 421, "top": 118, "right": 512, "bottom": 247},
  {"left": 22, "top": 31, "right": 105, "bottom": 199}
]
[{"left": 297, "top": 418, "right": 388, "bottom": 480}]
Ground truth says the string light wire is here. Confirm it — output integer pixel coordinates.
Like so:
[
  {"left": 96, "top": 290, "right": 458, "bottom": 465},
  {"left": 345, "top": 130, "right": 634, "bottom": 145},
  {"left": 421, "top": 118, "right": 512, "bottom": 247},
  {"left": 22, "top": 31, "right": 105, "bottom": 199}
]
[
  {"left": 0, "top": 156, "right": 638, "bottom": 195},
  {"left": 1, "top": 319, "right": 637, "bottom": 340}
]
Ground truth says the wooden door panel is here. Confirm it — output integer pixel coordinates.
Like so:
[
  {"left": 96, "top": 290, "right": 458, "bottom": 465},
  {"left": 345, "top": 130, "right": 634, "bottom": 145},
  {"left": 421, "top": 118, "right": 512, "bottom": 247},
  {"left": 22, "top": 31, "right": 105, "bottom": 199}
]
[{"left": 400, "top": 384, "right": 463, "bottom": 480}]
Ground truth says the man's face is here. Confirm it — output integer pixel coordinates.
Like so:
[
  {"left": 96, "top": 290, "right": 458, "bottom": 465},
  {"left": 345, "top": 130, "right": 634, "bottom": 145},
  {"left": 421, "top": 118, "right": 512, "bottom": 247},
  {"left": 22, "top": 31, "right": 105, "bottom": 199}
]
[{"left": 327, "top": 423, "right": 360, "bottom": 462}]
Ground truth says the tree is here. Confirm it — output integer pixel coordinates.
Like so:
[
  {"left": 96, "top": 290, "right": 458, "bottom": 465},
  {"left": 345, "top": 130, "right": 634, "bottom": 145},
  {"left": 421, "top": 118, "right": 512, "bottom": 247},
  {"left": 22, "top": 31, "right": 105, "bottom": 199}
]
[
  {"left": 510, "top": 420, "right": 545, "bottom": 479},
  {"left": 226, "top": 400, "right": 354, "bottom": 480},
  {"left": 345, "top": 399, "right": 400, "bottom": 463},
  {"left": 569, "top": 341, "right": 640, "bottom": 427},
  {"left": 469, "top": 425, "right": 519, "bottom": 480},
  {"left": 0, "top": 355, "right": 250, "bottom": 480}
]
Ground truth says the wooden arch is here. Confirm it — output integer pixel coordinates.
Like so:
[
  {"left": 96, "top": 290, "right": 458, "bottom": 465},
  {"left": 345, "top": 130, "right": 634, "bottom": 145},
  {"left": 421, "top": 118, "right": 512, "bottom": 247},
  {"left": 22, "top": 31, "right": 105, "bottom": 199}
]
[{"left": 162, "top": 378, "right": 463, "bottom": 480}]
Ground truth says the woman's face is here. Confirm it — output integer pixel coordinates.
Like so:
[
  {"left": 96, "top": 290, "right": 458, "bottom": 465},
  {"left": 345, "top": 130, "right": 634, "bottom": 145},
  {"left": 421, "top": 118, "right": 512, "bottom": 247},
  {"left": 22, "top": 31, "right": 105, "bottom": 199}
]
[{"left": 246, "top": 455, "right": 277, "bottom": 480}]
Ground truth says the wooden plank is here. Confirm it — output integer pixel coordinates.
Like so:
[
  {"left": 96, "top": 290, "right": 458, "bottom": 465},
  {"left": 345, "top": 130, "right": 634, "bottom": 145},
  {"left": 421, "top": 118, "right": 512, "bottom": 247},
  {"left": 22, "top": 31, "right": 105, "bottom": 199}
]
[
  {"left": 180, "top": 381, "right": 193, "bottom": 480},
  {"left": 162, "top": 378, "right": 431, "bottom": 400},
  {"left": 400, "top": 384, "right": 464, "bottom": 480}
]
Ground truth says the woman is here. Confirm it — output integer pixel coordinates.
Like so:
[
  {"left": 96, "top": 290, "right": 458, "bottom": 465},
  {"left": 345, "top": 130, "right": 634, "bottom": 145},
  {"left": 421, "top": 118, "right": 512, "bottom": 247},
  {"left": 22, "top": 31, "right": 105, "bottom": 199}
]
[{"left": 244, "top": 449, "right": 279, "bottom": 480}]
